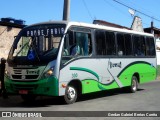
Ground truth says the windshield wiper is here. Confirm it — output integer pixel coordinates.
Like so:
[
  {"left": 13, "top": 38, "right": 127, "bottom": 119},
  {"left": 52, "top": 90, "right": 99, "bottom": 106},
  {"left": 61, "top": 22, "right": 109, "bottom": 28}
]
[
  {"left": 14, "top": 39, "right": 31, "bottom": 57},
  {"left": 14, "top": 36, "right": 41, "bottom": 62}
]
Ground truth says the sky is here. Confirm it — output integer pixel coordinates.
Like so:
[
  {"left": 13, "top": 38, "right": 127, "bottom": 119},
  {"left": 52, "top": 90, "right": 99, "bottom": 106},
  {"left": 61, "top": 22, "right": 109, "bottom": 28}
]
[{"left": 1, "top": 0, "right": 160, "bottom": 28}]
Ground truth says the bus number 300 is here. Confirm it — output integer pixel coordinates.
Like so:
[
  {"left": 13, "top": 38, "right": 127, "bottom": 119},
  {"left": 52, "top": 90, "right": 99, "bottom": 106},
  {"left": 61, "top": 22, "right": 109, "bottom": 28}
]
[{"left": 72, "top": 73, "right": 78, "bottom": 79}]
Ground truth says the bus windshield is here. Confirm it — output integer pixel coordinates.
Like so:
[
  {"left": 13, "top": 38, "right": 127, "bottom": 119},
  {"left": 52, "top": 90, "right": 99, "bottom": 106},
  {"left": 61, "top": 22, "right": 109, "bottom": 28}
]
[{"left": 8, "top": 24, "right": 66, "bottom": 65}]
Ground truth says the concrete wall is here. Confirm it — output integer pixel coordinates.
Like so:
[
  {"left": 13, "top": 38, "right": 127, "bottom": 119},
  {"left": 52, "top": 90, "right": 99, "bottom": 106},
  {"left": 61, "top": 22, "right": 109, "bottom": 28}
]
[
  {"left": 0, "top": 26, "right": 21, "bottom": 59},
  {"left": 156, "top": 38, "right": 160, "bottom": 65}
]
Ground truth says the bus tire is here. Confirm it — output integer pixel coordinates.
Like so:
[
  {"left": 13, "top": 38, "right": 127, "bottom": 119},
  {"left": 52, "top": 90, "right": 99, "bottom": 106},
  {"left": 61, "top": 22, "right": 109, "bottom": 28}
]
[
  {"left": 21, "top": 95, "right": 37, "bottom": 103},
  {"left": 129, "top": 76, "right": 138, "bottom": 93},
  {"left": 64, "top": 85, "right": 77, "bottom": 104}
]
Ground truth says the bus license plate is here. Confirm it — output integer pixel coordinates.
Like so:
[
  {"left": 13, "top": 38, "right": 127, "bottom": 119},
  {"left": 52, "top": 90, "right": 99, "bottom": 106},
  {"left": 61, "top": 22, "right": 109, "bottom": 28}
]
[{"left": 19, "top": 90, "right": 28, "bottom": 94}]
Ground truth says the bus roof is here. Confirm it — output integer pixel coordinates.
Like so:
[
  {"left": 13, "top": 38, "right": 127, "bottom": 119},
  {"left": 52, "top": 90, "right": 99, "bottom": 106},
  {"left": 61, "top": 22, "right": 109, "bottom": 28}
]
[{"left": 27, "top": 20, "right": 154, "bottom": 37}]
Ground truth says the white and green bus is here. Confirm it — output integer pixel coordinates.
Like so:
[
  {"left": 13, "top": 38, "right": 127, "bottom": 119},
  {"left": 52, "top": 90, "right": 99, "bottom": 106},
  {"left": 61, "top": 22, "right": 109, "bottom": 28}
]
[{"left": 4, "top": 21, "right": 156, "bottom": 104}]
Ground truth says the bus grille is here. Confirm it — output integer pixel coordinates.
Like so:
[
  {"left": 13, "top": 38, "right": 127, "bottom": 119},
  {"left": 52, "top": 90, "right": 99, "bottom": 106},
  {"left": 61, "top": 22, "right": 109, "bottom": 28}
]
[{"left": 11, "top": 68, "right": 40, "bottom": 81}]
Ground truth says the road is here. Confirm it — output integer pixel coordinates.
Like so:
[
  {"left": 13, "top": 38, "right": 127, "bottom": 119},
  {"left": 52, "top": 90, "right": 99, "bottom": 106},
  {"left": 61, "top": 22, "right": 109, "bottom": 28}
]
[{"left": 0, "top": 80, "right": 160, "bottom": 120}]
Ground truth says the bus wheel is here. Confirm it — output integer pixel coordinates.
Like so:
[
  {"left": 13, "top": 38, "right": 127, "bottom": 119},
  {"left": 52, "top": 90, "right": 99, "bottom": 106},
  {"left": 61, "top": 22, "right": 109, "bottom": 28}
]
[
  {"left": 130, "top": 76, "right": 138, "bottom": 93},
  {"left": 64, "top": 85, "right": 77, "bottom": 104},
  {"left": 21, "top": 95, "right": 37, "bottom": 102}
]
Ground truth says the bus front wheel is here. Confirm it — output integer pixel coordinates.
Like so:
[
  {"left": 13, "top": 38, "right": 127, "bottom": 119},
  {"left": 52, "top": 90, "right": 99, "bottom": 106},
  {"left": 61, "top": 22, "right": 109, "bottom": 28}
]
[{"left": 64, "top": 85, "right": 77, "bottom": 104}]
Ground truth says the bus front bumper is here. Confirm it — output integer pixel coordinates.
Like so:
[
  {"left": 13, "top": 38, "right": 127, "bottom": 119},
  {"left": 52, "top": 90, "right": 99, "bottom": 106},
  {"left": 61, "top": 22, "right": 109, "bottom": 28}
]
[{"left": 4, "top": 76, "right": 59, "bottom": 96}]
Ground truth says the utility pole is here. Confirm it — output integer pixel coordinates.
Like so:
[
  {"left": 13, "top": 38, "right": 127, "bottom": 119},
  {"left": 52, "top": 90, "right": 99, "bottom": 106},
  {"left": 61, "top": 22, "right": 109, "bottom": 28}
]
[
  {"left": 151, "top": 21, "right": 154, "bottom": 35},
  {"left": 63, "top": 0, "right": 70, "bottom": 21}
]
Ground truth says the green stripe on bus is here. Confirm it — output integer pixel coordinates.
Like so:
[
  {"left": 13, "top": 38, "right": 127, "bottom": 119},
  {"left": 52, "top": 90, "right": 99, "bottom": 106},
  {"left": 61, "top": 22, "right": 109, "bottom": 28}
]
[
  {"left": 118, "top": 62, "right": 156, "bottom": 86},
  {"left": 81, "top": 79, "right": 119, "bottom": 94},
  {"left": 70, "top": 67, "right": 99, "bottom": 80},
  {"left": 70, "top": 67, "right": 115, "bottom": 91}
]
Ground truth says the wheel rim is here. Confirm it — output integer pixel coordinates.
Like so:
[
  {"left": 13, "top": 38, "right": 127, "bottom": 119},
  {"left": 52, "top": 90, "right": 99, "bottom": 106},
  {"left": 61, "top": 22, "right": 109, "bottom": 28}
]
[
  {"left": 67, "top": 87, "right": 76, "bottom": 100},
  {"left": 132, "top": 79, "right": 137, "bottom": 91}
]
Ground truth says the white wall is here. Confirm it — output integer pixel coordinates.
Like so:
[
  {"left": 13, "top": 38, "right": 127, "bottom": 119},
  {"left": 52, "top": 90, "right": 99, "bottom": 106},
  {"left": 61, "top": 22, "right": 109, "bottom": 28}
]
[
  {"left": 156, "top": 38, "right": 160, "bottom": 65},
  {"left": 0, "top": 26, "right": 21, "bottom": 60}
]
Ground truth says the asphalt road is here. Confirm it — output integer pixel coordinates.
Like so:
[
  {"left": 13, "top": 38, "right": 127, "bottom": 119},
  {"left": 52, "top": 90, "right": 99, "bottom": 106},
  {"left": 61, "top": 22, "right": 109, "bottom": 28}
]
[{"left": 0, "top": 79, "right": 160, "bottom": 120}]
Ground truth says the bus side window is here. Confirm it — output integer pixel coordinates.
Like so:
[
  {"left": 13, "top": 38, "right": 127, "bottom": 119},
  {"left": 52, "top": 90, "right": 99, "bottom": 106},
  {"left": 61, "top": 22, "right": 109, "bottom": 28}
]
[
  {"left": 63, "top": 31, "right": 92, "bottom": 56},
  {"left": 117, "top": 33, "right": 125, "bottom": 56},
  {"left": 133, "top": 35, "right": 146, "bottom": 56},
  {"left": 96, "top": 30, "right": 116, "bottom": 56},
  {"left": 124, "top": 34, "right": 132, "bottom": 55},
  {"left": 105, "top": 31, "right": 116, "bottom": 55},
  {"left": 72, "top": 32, "right": 91, "bottom": 56},
  {"left": 116, "top": 33, "right": 132, "bottom": 56},
  {"left": 146, "top": 37, "right": 156, "bottom": 56},
  {"left": 95, "top": 30, "right": 106, "bottom": 55},
  {"left": 63, "top": 31, "right": 74, "bottom": 56}
]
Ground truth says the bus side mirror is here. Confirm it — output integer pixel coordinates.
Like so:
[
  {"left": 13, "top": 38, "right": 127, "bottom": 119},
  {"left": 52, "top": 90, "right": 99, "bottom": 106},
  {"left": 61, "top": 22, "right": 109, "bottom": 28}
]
[{"left": 14, "top": 36, "right": 17, "bottom": 39}]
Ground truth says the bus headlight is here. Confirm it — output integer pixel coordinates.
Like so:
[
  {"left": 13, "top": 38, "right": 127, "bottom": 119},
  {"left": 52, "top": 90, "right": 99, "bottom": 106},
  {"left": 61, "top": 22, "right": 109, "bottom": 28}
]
[
  {"left": 5, "top": 69, "right": 11, "bottom": 78},
  {"left": 44, "top": 67, "right": 54, "bottom": 77}
]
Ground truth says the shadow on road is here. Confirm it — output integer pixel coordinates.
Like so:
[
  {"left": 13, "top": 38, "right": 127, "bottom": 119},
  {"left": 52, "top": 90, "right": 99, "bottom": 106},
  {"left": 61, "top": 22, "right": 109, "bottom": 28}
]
[
  {"left": 0, "top": 95, "right": 65, "bottom": 107},
  {"left": 0, "top": 88, "right": 144, "bottom": 108},
  {"left": 78, "top": 88, "right": 144, "bottom": 102}
]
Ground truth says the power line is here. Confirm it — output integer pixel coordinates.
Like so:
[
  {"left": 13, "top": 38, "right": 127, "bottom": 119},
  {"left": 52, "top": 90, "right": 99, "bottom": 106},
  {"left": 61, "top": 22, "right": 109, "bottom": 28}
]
[
  {"left": 103, "top": 0, "right": 131, "bottom": 19},
  {"left": 112, "top": 0, "right": 160, "bottom": 22},
  {"left": 122, "top": 0, "right": 155, "bottom": 16},
  {"left": 82, "top": 0, "right": 94, "bottom": 21}
]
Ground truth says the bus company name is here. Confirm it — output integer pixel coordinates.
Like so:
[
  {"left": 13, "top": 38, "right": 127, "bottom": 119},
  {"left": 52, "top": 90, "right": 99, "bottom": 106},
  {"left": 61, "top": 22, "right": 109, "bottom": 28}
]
[
  {"left": 26, "top": 70, "right": 40, "bottom": 75},
  {"left": 26, "top": 27, "right": 65, "bottom": 37},
  {"left": 110, "top": 62, "right": 122, "bottom": 68}
]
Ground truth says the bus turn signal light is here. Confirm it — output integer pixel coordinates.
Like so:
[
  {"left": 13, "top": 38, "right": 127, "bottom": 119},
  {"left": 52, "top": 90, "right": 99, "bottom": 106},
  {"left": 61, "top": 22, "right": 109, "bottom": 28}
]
[{"left": 62, "top": 84, "right": 66, "bottom": 88}]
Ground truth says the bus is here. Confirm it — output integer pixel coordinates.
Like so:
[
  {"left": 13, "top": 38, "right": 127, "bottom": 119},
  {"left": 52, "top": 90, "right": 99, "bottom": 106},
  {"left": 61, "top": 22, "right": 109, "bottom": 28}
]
[{"left": 4, "top": 21, "right": 156, "bottom": 104}]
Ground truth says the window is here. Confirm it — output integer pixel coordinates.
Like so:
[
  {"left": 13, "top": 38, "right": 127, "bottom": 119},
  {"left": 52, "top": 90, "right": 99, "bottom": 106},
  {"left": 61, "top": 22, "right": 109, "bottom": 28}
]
[
  {"left": 124, "top": 34, "right": 132, "bottom": 55},
  {"left": 95, "top": 30, "right": 106, "bottom": 55},
  {"left": 72, "top": 32, "right": 91, "bottom": 56},
  {"left": 105, "top": 32, "right": 116, "bottom": 55},
  {"left": 117, "top": 33, "right": 125, "bottom": 56},
  {"left": 133, "top": 35, "right": 146, "bottom": 56},
  {"left": 63, "top": 31, "right": 74, "bottom": 55},
  {"left": 38, "top": 36, "right": 61, "bottom": 54},
  {"left": 13, "top": 37, "right": 30, "bottom": 57},
  {"left": 146, "top": 37, "right": 155, "bottom": 56},
  {"left": 63, "top": 30, "right": 92, "bottom": 56},
  {"left": 116, "top": 33, "right": 132, "bottom": 56},
  {"left": 95, "top": 30, "right": 116, "bottom": 55},
  {"left": 62, "top": 29, "right": 92, "bottom": 65}
]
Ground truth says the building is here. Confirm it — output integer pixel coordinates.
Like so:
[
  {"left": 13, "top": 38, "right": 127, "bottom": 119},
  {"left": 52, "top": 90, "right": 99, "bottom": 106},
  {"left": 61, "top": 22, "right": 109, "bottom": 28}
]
[
  {"left": 93, "top": 20, "right": 131, "bottom": 30},
  {"left": 144, "top": 26, "right": 160, "bottom": 65},
  {"left": 0, "top": 18, "right": 26, "bottom": 59}
]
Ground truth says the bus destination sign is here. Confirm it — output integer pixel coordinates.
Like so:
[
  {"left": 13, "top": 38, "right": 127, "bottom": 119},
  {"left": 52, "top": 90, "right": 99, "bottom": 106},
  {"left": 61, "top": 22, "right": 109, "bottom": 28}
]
[{"left": 26, "top": 26, "right": 65, "bottom": 37}]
